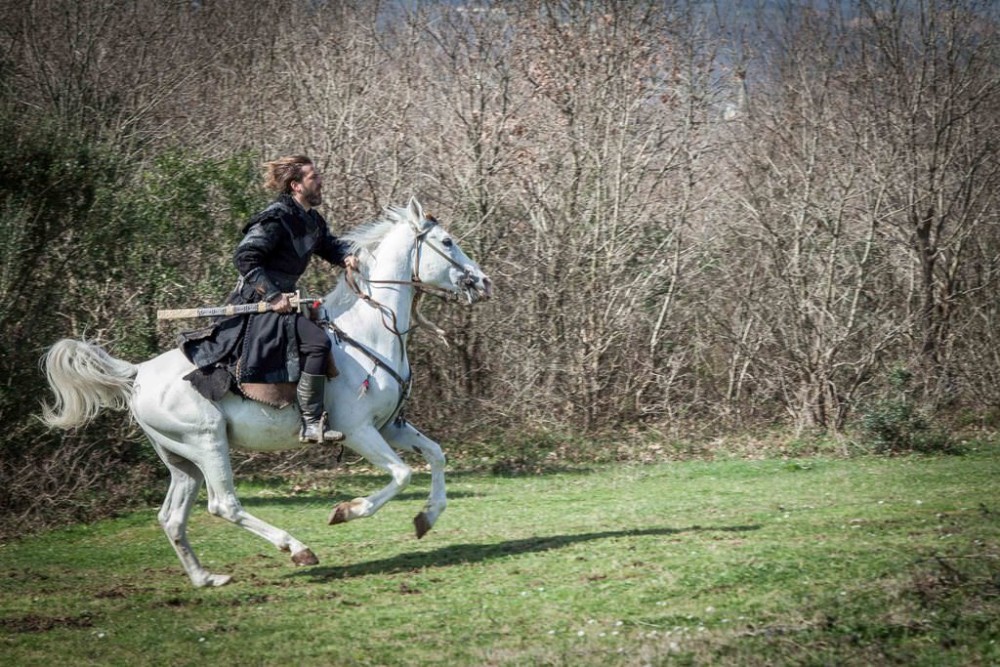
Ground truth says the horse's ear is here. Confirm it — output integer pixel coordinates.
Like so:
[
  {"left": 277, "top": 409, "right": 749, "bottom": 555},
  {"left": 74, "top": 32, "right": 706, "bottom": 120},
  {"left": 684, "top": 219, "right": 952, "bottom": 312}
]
[{"left": 407, "top": 197, "right": 424, "bottom": 223}]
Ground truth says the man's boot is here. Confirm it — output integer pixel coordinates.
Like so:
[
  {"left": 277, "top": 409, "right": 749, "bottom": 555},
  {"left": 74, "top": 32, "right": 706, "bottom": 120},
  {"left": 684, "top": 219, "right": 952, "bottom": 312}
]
[{"left": 296, "top": 372, "right": 343, "bottom": 443}]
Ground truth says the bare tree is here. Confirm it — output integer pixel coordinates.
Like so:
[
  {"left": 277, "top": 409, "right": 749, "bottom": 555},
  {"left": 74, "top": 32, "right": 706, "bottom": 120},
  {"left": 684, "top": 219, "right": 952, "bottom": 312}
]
[
  {"left": 855, "top": 0, "right": 1000, "bottom": 393},
  {"left": 4, "top": 0, "right": 999, "bottom": 468}
]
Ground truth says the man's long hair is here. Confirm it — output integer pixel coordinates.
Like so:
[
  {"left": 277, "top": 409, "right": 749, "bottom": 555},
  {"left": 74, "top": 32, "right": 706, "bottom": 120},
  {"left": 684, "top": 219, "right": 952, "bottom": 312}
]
[{"left": 264, "top": 155, "right": 313, "bottom": 194}]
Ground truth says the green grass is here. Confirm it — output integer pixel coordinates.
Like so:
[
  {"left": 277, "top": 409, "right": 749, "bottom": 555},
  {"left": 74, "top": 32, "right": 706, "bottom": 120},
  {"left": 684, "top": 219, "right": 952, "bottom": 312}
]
[{"left": 2, "top": 447, "right": 999, "bottom": 666}]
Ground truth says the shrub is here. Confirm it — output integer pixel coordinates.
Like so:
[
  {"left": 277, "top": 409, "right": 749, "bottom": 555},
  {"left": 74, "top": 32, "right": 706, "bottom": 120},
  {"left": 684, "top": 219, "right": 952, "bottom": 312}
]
[{"left": 858, "top": 368, "right": 956, "bottom": 454}]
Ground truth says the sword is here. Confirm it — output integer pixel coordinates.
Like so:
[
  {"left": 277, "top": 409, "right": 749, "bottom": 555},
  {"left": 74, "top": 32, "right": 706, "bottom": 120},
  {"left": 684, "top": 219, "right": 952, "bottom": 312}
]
[{"left": 156, "top": 291, "right": 319, "bottom": 320}]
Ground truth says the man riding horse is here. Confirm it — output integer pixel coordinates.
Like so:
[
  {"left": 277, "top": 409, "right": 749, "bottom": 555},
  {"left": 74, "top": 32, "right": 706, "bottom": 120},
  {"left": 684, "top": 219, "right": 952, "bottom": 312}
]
[{"left": 181, "top": 155, "right": 359, "bottom": 443}]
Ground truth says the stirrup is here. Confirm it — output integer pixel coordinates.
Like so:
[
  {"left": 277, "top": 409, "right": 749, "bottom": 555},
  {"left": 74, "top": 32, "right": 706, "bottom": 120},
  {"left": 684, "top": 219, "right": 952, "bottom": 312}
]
[{"left": 299, "top": 412, "right": 344, "bottom": 443}]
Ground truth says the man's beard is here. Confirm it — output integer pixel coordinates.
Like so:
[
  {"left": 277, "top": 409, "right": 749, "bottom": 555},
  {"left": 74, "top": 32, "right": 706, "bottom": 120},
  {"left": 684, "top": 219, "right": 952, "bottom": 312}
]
[{"left": 304, "top": 189, "right": 322, "bottom": 207}]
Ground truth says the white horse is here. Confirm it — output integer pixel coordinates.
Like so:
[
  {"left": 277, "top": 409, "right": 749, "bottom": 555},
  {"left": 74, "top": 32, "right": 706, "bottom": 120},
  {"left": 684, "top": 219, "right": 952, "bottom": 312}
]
[{"left": 41, "top": 198, "right": 492, "bottom": 587}]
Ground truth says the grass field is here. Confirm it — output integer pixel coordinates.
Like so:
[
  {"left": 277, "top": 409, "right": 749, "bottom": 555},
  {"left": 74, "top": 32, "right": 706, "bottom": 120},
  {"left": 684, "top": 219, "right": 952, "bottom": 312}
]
[{"left": 2, "top": 446, "right": 999, "bottom": 666}]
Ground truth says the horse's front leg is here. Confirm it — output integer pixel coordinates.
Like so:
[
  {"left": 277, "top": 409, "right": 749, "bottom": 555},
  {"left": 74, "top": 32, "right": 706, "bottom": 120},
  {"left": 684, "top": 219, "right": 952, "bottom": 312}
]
[
  {"left": 381, "top": 419, "right": 446, "bottom": 539},
  {"left": 328, "top": 425, "right": 412, "bottom": 526}
]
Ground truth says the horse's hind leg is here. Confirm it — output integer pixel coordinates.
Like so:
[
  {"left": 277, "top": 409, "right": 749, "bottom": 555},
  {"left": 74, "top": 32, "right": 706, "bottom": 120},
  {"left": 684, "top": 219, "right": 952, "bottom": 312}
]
[
  {"left": 157, "top": 454, "right": 231, "bottom": 587},
  {"left": 197, "top": 444, "right": 319, "bottom": 568},
  {"left": 134, "top": 356, "right": 316, "bottom": 584}
]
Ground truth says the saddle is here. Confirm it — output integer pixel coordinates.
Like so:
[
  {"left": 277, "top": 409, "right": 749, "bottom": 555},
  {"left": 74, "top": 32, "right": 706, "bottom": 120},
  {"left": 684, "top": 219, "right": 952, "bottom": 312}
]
[{"left": 184, "top": 353, "right": 339, "bottom": 409}]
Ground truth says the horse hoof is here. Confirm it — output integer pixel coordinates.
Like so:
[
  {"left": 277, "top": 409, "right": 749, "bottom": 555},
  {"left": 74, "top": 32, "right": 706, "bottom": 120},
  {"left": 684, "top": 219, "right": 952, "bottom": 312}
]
[
  {"left": 194, "top": 573, "right": 232, "bottom": 588},
  {"left": 292, "top": 549, "right": 319, "bottom": 566},
  {"left": 414, "top": 512, "right": 432, "bottom": 539},
  {"left": 328, "top": 503, "right": 350, "bottom": 525}
]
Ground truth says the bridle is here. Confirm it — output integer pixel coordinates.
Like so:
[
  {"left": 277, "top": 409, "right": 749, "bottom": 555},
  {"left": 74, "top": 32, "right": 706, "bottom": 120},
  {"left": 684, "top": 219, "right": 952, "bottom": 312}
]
[{"left": 343, "top": 216, "right": 476, "bottom": 337}]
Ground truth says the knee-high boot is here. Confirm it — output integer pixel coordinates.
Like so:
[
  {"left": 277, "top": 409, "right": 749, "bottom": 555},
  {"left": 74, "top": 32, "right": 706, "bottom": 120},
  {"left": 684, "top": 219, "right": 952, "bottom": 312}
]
[{"left": 297, "top": 372, "right": 343, "bottom": 443}]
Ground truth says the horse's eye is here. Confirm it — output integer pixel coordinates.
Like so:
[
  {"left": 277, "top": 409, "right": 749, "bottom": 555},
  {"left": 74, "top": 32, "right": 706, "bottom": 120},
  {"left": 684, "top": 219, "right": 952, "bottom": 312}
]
[{"left": 442, "top": 237, "right": 454, "bottom": 248}]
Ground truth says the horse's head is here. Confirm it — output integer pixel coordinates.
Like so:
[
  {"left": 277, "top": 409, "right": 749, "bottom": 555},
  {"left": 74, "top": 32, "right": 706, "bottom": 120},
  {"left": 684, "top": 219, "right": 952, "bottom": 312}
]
[
  {"left": 401, "top": 198, "right": 493, "bottom": 304},
  {"left": 324, "top": 198, "right": 493, "bottom": 321}
]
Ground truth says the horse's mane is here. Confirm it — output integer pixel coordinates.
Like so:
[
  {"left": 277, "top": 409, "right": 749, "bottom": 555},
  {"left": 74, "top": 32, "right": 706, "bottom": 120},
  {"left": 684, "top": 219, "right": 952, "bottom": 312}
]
[{"left": 323, "top": 205, "right": 414, "bottom": 319}]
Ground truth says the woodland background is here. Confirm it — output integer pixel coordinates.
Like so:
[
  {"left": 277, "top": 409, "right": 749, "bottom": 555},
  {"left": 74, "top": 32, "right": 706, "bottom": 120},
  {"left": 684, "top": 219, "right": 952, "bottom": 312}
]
[{"left": 1, "top": 0, "right": 998, "bottom": 535}]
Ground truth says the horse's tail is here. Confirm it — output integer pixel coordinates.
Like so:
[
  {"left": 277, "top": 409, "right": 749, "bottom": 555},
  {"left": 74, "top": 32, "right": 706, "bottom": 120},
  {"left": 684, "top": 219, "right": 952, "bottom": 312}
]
[{"left": 41, "top": 339, "right": 138, "bottom": 429}]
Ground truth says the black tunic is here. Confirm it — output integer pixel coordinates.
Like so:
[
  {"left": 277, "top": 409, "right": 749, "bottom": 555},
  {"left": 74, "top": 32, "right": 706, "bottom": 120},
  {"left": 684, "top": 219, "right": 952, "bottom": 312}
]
[{"left": 179, "top": 195, "right": 350, "bottom": 394}]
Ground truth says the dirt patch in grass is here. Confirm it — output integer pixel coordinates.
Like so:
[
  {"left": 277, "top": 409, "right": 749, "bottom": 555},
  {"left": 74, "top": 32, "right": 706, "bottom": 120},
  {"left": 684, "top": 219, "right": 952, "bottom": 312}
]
[{"left": 0, "top": 612, "right": 95, "bottom": 633}]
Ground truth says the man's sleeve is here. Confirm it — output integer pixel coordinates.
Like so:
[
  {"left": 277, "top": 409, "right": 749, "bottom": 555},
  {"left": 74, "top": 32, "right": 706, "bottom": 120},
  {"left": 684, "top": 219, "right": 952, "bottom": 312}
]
[
  {"left": 314, "top": 219, "right": 353, "bottom": 268},
  {"left": 234, "top": 221, "right": 283, "bottom": 302}
]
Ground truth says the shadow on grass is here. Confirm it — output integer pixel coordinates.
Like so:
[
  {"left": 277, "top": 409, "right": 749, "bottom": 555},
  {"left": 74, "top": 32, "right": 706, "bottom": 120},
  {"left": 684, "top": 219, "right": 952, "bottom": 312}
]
[{"left": 291, "top": 524, "right": 761, "bottom": 582}]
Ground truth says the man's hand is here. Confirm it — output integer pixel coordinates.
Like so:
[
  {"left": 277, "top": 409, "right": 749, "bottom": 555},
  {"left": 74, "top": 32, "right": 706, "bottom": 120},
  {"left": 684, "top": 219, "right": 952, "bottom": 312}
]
[{"left": 270, "top": 293, "right": 294, "bottom": 313}]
